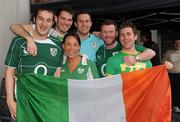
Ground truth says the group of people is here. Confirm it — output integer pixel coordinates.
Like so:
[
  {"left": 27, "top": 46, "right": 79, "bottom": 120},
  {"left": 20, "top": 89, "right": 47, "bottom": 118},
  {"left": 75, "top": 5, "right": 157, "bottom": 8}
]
[{"left": 5, "top": 6, "right": 173, "bottom": 121}]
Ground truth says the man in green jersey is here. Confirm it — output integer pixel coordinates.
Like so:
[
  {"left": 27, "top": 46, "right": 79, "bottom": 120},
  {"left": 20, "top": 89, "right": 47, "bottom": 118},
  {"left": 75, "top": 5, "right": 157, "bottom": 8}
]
[
  {"left": 96, "top": 19, "right": 154, "bottom": 77},
  {"left": 5, "top": 8, "right": 63, "bottom": 120},
  {"left": 9, "top": 6, "right": 74, "bottom": 56},
  {"left": 106, "top": 21, "right": 152, "bottom": 75}
]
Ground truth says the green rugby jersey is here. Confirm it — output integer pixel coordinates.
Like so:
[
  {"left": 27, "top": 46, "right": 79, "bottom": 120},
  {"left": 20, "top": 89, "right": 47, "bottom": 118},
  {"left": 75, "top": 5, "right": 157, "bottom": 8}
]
[
  {"left": 96, "top": 41, "right": 147, "bottom": 77},
  {"left": 5, "top": 36, "right": 63, "bottom": 76},
  {"left": 61, "top": 55, "right": 99, "bottom": 80},
  {"left": 106, "top": 51, "right": 152, "bottom": 75},
  {"left": 96, "top": 42, "right": 121, "bottom": 77}
]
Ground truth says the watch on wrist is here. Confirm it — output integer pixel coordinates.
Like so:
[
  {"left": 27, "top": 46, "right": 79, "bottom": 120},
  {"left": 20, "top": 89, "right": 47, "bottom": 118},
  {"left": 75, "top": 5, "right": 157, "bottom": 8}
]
[{"left": 135, "top": 55, "right": 140, "bottom": 61}]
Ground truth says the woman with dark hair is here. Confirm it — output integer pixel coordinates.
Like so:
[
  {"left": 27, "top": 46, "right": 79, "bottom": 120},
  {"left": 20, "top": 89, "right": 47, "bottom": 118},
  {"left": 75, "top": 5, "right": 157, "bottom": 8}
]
[{"left": 60, "top": 32, "right": 99, "bottom": 79}]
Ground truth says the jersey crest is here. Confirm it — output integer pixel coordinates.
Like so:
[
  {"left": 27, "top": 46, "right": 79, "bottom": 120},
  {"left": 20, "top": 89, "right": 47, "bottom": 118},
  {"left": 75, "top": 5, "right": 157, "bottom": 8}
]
[
  {"left": 78, "top": 68, "right": 85, "bottom": 74},
  {"left": 50, "top": 48, "right": 57, "bottom": 57},
  {"left": 91, "top": 42, "right": 97, "bottom": 48}
]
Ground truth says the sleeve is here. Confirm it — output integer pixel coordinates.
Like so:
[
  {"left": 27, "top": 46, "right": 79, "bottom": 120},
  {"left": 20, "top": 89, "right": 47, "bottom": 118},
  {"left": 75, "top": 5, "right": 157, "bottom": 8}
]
[
  {"left": 5, "top": 37, "right": 19, "bottom": 68},
  {"left": 105, "top": 58, "right": 115, "bottom": 76},
  {"left": 135, "top": 44, "right": 146, "bottom": 52}
]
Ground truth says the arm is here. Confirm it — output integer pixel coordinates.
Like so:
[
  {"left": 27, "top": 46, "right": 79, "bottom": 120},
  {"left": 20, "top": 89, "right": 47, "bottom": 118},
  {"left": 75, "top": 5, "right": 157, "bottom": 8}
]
[
  {"left": 123, "top": 48, "right": 156, "bottom": 65},
  {"left": 137, "top": 48, "right": 156, "bottom": 61},
  {"left": 5, "top": 67, "right": 16, "bottom": 119},
  {"left": 9, "top": 24, "right": 37, "bottom": 56},
  {"left": 92, "top": 31, "right": 102, "bottom": 38}
]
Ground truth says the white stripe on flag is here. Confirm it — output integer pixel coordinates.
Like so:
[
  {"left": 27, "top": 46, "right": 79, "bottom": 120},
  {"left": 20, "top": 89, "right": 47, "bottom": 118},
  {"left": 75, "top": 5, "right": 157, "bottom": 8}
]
[{"left": 68, "top": 75, "right": 126, "bottom": 122}]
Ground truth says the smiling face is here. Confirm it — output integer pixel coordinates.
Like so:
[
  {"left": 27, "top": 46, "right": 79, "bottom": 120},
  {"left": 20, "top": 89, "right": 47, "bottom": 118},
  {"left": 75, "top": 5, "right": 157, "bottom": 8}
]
[
  {"left": 55, "top": 10, "right": 73, "bottom": 34},
  {"left": 34, "top": 10, "right": 54, "bottom": 39},
  {"left": 119, "top": 27, "right": 137, "bottom": 51},
  {"left": 75, "top": 13, "right": 92, "bottom": 35},
  {"left": 101, "top": 24, "right": 117, "bottom": 46},
  {"left": 62, "top": 35, "right": 80, "bottom": 58}
]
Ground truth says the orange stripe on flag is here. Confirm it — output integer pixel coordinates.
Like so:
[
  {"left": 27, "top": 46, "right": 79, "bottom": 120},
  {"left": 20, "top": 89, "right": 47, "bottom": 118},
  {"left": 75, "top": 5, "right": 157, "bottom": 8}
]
[{"left": 121, "top": 65, "right": 171, "bottom": 122}]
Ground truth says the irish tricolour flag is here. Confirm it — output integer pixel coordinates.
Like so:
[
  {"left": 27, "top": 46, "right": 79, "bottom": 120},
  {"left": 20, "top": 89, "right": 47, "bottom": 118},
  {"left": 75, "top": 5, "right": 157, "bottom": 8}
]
[{"left": 16, "top": 65, "right": 171, "bottom": 122}]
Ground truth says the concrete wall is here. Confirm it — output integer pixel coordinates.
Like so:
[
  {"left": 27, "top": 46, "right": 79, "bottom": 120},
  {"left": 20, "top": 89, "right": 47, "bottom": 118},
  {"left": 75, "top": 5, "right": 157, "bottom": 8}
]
[{"left": 0, "top": 0, "right": 30, "bottom": 80}]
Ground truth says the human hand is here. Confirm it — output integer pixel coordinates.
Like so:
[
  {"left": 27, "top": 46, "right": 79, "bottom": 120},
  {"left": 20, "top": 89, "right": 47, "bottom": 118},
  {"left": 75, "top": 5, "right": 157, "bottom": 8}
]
[
  {"left": 7, "top": 100, "right": 16, "bottom": 119},
  {"left": 92, "top": 31, "right": 102, "bottom": 38},
  {"left": 164, "top": 61, "right": 173, "bottom": 70},
  {"left": 123, "top": 55, "right": 137, "bottom": 66},
  {"left": 26, "top": 36, "right": 37, "bottom": 56}
]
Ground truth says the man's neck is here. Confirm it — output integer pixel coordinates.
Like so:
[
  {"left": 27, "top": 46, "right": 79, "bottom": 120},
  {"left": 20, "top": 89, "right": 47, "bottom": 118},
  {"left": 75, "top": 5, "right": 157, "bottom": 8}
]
[
  {"left": 122, "top": 47, "right": 138, "bottom": 54},
  {"left": 55, "top": 26, "right": 65, "bottom": 36},
  {"left": 77, "top": 31, "right": 89, "bottom": 40},
  {"left": 31, "top": 31, "right": 48, "bottom": 40},
  {"left": 105, "top": 41, "right": 118, "bottom": 50}
]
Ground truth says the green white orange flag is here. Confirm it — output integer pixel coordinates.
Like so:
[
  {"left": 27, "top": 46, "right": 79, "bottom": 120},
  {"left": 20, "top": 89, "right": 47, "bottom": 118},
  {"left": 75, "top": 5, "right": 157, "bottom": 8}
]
[{"left": 16, "top": 65, "right": 171, "bottom": 122}]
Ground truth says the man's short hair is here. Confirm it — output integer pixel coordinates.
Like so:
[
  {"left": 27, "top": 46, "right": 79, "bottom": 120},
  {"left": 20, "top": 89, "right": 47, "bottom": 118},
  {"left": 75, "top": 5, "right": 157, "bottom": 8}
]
[
  {"left": 34, "top": 7, "right": 55, "bottom": 19},
  {"left": 75, "top": 10, "right": 92, "bottom": 22},
  {"left": 56, "top": 6, "right": 74, "bottom": 19},
  {"left": 101, "top": 19, "right": 118, "bottom": 31},
  {"left": 119, "top": 21, "right": 138, "bottom": 35}
]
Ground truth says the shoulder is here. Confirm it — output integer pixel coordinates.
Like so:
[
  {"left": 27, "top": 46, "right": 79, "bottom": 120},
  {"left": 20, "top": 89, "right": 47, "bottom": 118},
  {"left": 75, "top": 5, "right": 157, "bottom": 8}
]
[
  {"left": 86, "top": 59, "right": 97, "bottom": 67},
  {"left": 165, "top": 50, "right": 174, "bottom": 55},
  {"left": 90, "top": 34, "right": 103, "bottom": 42},
  {"left": 13, "top": 36, "right": 24, "bottom": 40},
  {"left": 48, "top": 35, "right": 59, "bottom": 41},
  {"left": 48, "top": 35, "right": 61, "bottom": 44},
  {"left": 108, "top": 52, "right": 120, "bottom": 62},
  {"left": 96, "top": 45, "right": 104, "bottom": 54},
  {"left": 49, "top": 28, "right": 55, "bottom": 34},
  {"left": 87, "top": 58, "right": 95, "bottom": 64},
  {"left": 81, "top": 54, "right": 96, "bottom": 65},
  {"left": 12, "top": 36, "right": 26, "bottom": 44}
]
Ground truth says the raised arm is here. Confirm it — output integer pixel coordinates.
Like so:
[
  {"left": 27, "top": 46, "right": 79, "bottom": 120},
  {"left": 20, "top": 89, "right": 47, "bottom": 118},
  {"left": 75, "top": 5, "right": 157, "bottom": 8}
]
[
  {"left": 9, "top": 24, "right": 37, "bottom": 56},
  {"left": 5, "top": 67, "right": 16, "bottom": 119}
]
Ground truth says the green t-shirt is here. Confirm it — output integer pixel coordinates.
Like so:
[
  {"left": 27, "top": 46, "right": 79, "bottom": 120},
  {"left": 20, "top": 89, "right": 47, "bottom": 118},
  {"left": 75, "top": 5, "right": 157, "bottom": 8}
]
[
  {"left": 5, "top": 36, "right": 63, "bottom": 76},
  {"left": 96, "top": 41, "right": 146, "bottom": 77},
  {"left": 106, "top": 51, "right": 152, "bottom": 75},
  {"left": 60, "top": 55, "right": 99, "bottom": 80}
]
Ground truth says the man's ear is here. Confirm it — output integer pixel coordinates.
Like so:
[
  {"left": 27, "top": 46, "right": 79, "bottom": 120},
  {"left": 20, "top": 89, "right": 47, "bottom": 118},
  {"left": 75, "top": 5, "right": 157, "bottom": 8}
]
[
  {"left": 74, "top": 22, "right": 77, "bottom": 28},
  {"left": 116, "top": 31, "right": 118, "bottom": 37},
  {"left": 135, "top": 34, "right": 138, "bottom": 40},
  {"left": 54, "top": 16, "right": 58, "bottom": 23}
]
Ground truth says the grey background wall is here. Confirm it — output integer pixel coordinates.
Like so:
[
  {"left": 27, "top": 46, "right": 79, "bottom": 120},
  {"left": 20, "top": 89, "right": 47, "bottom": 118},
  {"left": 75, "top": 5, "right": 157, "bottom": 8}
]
[{"left": 0, "top": 0, "right": 30, "bottom": 81}]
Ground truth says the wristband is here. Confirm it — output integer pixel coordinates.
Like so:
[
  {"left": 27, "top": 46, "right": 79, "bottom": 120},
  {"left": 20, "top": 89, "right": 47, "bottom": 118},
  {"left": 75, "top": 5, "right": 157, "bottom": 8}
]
[{"left": 135, "top": 55, "right": 140, "bottom": 61}]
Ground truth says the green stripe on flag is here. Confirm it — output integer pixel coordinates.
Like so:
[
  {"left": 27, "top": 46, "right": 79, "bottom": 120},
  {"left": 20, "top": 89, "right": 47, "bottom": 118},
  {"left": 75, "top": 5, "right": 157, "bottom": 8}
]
[{"left": 16, "top": 73, "right": 69, "bottom": 122}]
